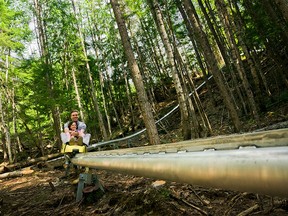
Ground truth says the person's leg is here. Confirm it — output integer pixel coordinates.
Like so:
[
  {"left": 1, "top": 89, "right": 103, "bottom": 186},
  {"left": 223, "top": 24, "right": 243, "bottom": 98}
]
[
  {"left": 77, "top": 136, "right": 83, "bottom": 146},
  {"left": 69, "top": 137, "right": 76, "bottom": 145}
]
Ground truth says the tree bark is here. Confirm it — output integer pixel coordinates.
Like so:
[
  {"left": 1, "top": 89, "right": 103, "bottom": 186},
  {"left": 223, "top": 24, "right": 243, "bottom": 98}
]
[
  {"left": 33, "top": 0, "right": 62, "bottom": 149},
  {"left": 147, "top": 0, "right": 196, "bottom": 139},
  {"left": 215, "top": 0, "right": 260, "bottom": 123},
  {"left": 0, "top": 169, "right": 34, "bottom": 180},
  {"left": 71, "top": 0, "right": 108, "bottom": 141},
  {"left": 110, "top": 0, "right": 160, "bottom": 145},
  {"left": 3, "top": 55, "right": 13, "bottom": 163},
  {"left": 71, "top": 67, "right": 85, "bottom": 120},
  {"left": 181, "top": 0, "right": 241, "bottom": 132},
  {"left": 0, "top": 91, "right": 11, "bottom": 163}
]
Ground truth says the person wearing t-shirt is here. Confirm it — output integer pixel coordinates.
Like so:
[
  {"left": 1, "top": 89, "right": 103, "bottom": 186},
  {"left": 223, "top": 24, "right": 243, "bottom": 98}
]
[{"left": 61, "top": 110, "right": 90, "bottom": 146}]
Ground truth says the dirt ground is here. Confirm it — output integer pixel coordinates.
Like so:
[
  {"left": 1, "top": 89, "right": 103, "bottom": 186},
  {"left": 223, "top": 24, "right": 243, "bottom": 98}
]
[{"left": 1, "top": 159, "right": 288, "bottom": 216}]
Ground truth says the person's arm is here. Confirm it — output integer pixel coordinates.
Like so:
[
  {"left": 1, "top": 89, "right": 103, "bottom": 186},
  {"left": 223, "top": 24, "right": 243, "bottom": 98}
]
[
  {"left": 78, "top": 121, "right": 86, "bottom": 137},
  {"left": 64, "top": 122, "right": 69, "bottom": 133},
  {"left": 78, "top": 129, "right": 85, "bottom": 137}
]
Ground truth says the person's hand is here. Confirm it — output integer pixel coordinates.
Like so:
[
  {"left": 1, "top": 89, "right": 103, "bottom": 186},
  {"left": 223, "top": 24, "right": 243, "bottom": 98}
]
[{"left": 70, "top": 130, "right": 79, "bottom": 136}]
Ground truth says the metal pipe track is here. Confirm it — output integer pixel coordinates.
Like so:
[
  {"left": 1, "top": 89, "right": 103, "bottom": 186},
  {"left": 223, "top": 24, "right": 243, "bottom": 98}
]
[{"left": 72, "top": 128, "right": 288, "bottom": 198}]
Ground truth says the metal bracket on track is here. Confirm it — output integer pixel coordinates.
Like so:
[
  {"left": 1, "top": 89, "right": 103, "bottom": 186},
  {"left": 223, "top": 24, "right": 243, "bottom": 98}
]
[{"left": 76, "top": 169, "right": 105, "bottom": 202}]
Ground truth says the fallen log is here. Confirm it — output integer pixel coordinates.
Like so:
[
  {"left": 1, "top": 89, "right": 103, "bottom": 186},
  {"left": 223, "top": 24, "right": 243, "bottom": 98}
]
[
  {"left": 0, "top": 168, "right": 34, "bottom": 179},
  {"left": 0, "top": 152, "right": 63, "bottom": 174}
]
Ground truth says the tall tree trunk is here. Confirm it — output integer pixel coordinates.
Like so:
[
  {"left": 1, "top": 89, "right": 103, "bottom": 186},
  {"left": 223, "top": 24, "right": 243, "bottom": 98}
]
[
  {"left": 177, "top": 0, "right": 219, "bottom": 108},
  {"left": 11, "top": 85, "right": 23, "bottom": 153},
  {"left": 181, "top": 0, "right": 241, "bottom": 132},
  {"left": 104, "top": 65, "right": 124, "bottom": 135},
  {"left": 229, "top": 0, "right": 268, "bottom": 110},
  {"left": 110, "top": 0, "right": 160, "bottom": 145},
  {"left": 198, "top": 0, "right": 229, "bottom": 66},
  {"left": 164, "top": 5, "right": 203, "bottom": 138},
  {"left": 130, "top": 33, "right": 157, "bottom": 112},
  {"left": 87, "top": 14, "right": 112, "bottom": 138},
  {"left": 175, "top": 48, "right": 212, "bottom": 136},
  {"left": 87, "top": 9, "right": 124, "bottom": 137},
  {"left": 140, "top": 20, "right": 171, "bottom": 99},
  {"left": 0, "top": 91, "right": 12, "bottom": 163},
  {"left": 71, "top": 67, "right": 84, "bottom": 120},
  {"left": 33, "top": 0, "right": 62, "bottom": 149},
  {"left": 3, "top": 54, "right": 13, "bottom": 163},
  {"left": 199, "top": 0, "right": 245, "bottom": 109},
  {"left": 71, "top": 0, "right": 108, "bottom": 141},
  {"left": 215, "top": 0, "right": 260, "bottom": 123},
  {"left": 174, "top": 49, "right": 201, "bottom": 138},
  {"left": 123, "top": 69, "right": 136, "bottom": 131},
  {"left": 147, "top": 0, "right": 195, "bottom": 139},
  {"left": 202, "top": 0, "right": 247, "bottom": 113}
]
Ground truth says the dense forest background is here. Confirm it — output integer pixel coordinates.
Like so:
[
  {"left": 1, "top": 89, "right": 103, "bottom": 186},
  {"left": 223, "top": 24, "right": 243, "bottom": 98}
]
[{"left": 0, "top": 0, "right": 287, "bottom": 164}]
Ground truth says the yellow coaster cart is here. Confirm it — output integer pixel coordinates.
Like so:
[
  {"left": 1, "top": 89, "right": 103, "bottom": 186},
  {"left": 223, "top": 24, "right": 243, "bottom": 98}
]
[
  {"left": 61, "top": 143, "right": 87, "bottom": 177},
  {"left": 61, "top": 143, "right": 87, "bottom": 154}
]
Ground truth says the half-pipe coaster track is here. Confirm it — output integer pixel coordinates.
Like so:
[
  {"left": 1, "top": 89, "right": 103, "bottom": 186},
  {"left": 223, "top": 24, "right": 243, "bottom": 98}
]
[{"left": 72, "top": 128, "right": 288, "bottom": 198}]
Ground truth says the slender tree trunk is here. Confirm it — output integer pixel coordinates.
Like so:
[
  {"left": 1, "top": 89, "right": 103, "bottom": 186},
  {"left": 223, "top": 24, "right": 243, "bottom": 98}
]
[
  {"left": 87, "top": 15, "right": 112, "bottom": 138},
  {"left": 229, "top": 0, "right": 268, "bottom": 110},
  {"left": 71, "top": 0, "right": 108, "bottom": 140},
  {"left": 33, "top": 0, "right": 62, "bottom": 149},
  {"left": 71, "top": 67, "right": 84, "bottom": 120},
  {"left": 147, "top": 0, "right": 195, "bottom": 139},
  {"left": 181, "top": 0, "right": 241, "bottom": 132},
  {"left": 141, "top": 19, "right": 168, "bottom": 77},
  {"left": 202, "top": 0, "right": 247, "bottom": 113},
  {"left": 215, "top": 0, "right": 260, "bottom": 123},
  {"left": 175, "top": 48, "right": 212, "bottom": 136},
  {"left": 131, "top": 34, "right": 157, "bottom": 111},
  {"left": 174, "top": 49, "right": 201, "bottom": 138},
  {"left": 3, "top": 55, "right": 13, "bottom": 163},
  {"left": 177, "top": 1, "right": 218, "bottom": 107},
  {"left": 198, "top": 0, "right": 229, "bottom": 66},
  {"left": 36, "top": 110, "right": 44, "bottom": 156},
  {"left": 140, "top": 20, "right": 163, "bottom": 75},
  {"left": 110, "top": 0, "right": 160, "bottom": 145},
  {"left": 0, "top": 91, "right": 12, "bottom": 163},
  {"left": 140, "top": 20, "right": 171, "bottom": 100},
  {"left": 122, "top": 70, "right": 136, "bottom": 131},
  {"left": 12, "top": 85, "right": 23, "bottom": 153},
  {"left": 164, "top": 6, "right": 202, "bottom": 138},
  {"left": 104, "top": 67, "right": 124, "bottom": 135},
  {"left": 250, "top": 48, "right": 271, "bottom": 96}
]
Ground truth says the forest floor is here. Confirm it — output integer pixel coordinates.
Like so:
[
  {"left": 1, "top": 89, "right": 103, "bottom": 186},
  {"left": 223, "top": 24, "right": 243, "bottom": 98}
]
[{"left": 1, "top": 78, "right": 288, "bottom": 216}]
